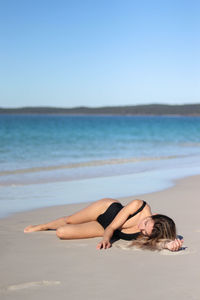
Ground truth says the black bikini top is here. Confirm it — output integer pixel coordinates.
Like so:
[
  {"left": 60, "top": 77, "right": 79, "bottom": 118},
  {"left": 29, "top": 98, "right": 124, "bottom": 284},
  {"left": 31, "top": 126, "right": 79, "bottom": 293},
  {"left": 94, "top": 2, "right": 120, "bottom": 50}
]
[{"left": 114, "top": 200, "right": 147, "bottom": 241}]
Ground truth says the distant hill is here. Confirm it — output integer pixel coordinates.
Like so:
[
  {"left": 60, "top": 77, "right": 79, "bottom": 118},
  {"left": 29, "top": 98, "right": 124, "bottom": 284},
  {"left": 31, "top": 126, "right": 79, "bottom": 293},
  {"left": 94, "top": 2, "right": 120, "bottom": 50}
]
[{"left": 0, "top": 104, "right": 200, "bottom": 115}]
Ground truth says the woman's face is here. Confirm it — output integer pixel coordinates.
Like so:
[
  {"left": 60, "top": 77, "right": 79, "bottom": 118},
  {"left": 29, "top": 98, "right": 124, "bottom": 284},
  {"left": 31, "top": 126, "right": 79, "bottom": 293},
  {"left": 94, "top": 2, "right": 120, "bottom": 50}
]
[{"left": 138, "top": 217, "right": 154, "bottom": 236}]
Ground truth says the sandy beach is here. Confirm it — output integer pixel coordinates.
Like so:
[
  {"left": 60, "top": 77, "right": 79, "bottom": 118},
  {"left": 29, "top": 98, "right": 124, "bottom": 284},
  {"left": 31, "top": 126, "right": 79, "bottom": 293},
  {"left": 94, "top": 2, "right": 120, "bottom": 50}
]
[{"left": 0, "top": 174, "right": 200, "bottom": 300}]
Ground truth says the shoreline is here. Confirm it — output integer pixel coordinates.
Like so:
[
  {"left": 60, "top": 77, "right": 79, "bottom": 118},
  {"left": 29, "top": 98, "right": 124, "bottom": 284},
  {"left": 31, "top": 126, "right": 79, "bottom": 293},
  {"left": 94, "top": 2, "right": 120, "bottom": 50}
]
[
  {"left": 1, "top": 159, "right": 200, "bottom": 219},
  {"left": 0, "top": 174, "right": 200, "bottom": 299},
  {"left": 1, "top": 172, "right": 199, "bottom": 221}
]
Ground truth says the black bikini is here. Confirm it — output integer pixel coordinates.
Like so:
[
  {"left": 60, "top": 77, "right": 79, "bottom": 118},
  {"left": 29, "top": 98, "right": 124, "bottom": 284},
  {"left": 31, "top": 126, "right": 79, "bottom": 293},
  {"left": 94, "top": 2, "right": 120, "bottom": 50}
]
[{"left": 97, "top": 201, "right": 146, "bottom": 241}]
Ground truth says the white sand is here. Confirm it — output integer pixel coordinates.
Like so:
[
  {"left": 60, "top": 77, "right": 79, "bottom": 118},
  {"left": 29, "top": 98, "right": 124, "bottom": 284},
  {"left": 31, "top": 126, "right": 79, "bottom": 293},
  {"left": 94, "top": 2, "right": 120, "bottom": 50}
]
[{"left": 0, "top": 175, "right": 200, "bottom": 300}]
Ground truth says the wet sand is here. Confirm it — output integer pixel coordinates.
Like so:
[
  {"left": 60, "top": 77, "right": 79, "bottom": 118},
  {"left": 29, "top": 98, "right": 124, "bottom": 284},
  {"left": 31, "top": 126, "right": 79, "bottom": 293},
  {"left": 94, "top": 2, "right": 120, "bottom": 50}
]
[{"left": 0, "top": 175, "right": 200, "bottom": 300}]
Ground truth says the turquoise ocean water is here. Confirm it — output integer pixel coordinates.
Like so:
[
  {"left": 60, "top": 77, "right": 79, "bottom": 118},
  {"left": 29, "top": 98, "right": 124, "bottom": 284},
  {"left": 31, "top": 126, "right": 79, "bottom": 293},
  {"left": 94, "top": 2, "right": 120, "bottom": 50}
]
[{"left": 0, "top": 115, "right": 200, "bottom": 217}]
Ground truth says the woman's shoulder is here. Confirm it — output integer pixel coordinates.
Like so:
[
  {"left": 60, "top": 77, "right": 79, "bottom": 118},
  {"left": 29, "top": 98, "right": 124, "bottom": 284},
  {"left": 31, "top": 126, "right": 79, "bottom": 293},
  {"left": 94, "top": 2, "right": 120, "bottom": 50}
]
[
  {"left": 128, "top": 199, "right": 145, "bottom": 206},
  {"left": 126, "top": 199, "right": 152, "bottom": 213},
  {"left": 126, "top": 199, "right": 145, "bottom": 210}
]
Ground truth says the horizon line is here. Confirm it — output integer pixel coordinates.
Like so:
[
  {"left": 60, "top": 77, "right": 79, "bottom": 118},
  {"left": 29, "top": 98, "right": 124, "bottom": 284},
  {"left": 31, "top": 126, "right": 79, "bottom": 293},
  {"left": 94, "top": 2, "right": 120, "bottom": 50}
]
[{"left": 1, "top": 103, "right": 200, "bottom": 109}]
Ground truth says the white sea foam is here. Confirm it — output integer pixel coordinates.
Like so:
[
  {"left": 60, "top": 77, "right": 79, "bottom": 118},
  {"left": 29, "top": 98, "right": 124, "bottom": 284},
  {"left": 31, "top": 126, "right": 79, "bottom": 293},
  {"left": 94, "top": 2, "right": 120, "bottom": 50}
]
[{"left": 0, "top": 154, "right": 182, "bottom": 176}]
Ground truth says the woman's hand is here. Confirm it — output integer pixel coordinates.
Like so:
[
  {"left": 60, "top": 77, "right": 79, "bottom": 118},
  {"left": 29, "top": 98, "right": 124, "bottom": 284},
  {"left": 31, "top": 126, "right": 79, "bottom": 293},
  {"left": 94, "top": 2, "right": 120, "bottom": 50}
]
[
  {"left": 96, "top": 239, "right": 111, "bottom": 250},
  {"left": 165, "top": 238, "right": 184, "bottom": 251}
]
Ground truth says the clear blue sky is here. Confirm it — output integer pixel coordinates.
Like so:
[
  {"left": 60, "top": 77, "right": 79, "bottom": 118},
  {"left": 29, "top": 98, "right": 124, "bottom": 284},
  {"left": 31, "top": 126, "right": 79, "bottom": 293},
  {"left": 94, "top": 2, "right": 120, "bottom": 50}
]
[{"left": 0, "top": 0, "right": 199, "bottom": 108}]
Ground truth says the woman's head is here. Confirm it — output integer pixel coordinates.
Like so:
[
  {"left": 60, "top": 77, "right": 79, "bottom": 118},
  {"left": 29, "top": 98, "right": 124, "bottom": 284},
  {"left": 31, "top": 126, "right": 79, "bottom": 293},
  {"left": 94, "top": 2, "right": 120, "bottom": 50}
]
[
  {"left": 138, "top": 214, "right": 176, "bottom": 239},
  {"left": 131, "top": 214, "right": 177, "bottom": 250}
]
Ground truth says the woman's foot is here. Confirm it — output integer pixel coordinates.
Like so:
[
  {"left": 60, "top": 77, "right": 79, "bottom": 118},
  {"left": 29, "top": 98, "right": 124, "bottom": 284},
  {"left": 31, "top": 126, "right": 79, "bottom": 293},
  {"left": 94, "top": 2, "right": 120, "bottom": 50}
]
[{"left": 24, "top": 225, "right": 44, "bottom": 233}]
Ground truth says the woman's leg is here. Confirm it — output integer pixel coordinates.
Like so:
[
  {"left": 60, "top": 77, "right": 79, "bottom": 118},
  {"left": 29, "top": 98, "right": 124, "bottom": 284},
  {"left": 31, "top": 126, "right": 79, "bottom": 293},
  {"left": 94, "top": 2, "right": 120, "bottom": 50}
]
[
  {"left": 66, "top": 198, "right": 119, "bottom": 224},
  {"left": 24, "top": 217, "right": 68, "bottom": 232},
  {"left": 24, "top": 198, "right": 119, "bottom": 233},
  {"left": 56, "top": 221, "right": 104, "bottom": 239}
]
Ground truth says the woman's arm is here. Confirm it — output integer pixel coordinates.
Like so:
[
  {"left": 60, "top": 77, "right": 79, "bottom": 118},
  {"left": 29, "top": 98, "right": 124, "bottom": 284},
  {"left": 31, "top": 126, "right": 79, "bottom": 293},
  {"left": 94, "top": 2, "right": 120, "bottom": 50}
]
[
  {"left": 157, "top": 238, "right": 184, "bottom": 251},
  {"left": 96, "top": 199, "right": 143, "bottom": 250},
  {"left": 96, "top": 227, "right": 113, "bottom": 249}
]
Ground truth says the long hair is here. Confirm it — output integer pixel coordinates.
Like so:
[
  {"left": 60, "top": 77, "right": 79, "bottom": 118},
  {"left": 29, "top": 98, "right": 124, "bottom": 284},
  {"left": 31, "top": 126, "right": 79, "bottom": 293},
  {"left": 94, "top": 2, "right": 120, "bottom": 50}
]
[{"left": 130, "top": 214, "right": 177, "bottom": 251}]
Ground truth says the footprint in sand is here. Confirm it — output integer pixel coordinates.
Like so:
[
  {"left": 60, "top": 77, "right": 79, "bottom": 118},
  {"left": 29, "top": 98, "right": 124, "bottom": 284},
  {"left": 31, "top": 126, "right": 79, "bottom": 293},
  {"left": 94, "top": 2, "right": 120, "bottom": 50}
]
[{"left": 1, "top": 280, "right": 61, "bottom": 293}]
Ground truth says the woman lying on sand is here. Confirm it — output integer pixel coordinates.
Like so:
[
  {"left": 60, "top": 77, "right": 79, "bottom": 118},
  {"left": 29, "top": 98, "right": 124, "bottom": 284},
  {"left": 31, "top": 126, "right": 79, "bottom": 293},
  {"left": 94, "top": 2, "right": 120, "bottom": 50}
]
[{"left": 24, "top": 198, "right": 183, "bottom": 251}]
